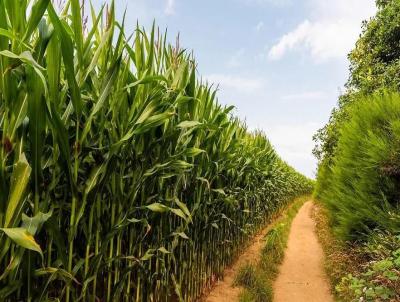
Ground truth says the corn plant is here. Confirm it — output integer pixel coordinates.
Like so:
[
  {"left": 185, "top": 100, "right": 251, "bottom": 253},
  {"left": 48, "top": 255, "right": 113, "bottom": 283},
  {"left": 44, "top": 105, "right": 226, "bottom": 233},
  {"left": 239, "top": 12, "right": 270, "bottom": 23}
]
[{"left": 0, "top": 0, "right": 313, "bottom": 301}]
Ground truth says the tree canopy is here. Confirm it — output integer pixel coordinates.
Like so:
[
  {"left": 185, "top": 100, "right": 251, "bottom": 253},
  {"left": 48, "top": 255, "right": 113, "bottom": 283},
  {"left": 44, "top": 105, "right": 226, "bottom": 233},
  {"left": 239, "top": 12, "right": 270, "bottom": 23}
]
[{"left": 314, "top": 0, "right": 400, "bottom": 163}]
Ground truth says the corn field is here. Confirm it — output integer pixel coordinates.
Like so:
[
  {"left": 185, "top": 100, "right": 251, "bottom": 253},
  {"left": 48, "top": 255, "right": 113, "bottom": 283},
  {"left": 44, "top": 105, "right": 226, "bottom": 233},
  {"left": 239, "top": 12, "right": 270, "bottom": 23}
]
[{"left": 0, "top": 1, "right": 313, "bottom": 301}]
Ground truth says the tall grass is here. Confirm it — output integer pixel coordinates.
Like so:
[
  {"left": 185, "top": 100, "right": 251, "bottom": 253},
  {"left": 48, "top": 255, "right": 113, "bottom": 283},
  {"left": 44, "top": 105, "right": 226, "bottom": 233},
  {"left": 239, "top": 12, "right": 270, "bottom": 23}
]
[{"left": 0, "top": 1, "right": 312, "bottom": 301}]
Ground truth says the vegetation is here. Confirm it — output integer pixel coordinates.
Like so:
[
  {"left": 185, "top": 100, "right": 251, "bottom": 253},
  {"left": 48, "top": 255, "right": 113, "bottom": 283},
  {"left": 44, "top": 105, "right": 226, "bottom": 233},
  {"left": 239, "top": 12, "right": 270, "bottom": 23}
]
[
  {"left": 313, "top": 203, "right": 400, "bottom": 302},
  {"left": 0, "top": 0, "right": 312, "bottom": 301},
  {"left": 315, "top": 93, "right": 400, "bottom": 240},
  {"left": 314, "top": 1, "right": 400, "bottom": 300},
  {"left": 235, "top": 264, "right": 272, "bottom": 302},
  {"left": 336, "top": 232, "right": 400, "bottom": 301},
  {"left": 235, "top": 196, "right": 308, "bottom": 302},
  {"left": 313, "top": 0, "right": 400, "bottom": 164}
]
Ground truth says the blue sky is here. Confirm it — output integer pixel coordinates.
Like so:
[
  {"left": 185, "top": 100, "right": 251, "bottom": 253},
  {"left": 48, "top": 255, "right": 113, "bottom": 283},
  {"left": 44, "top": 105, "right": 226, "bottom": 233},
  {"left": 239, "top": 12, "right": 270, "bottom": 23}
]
[{"left": 92, "top": 0, "right": 376, "bottom": 178}]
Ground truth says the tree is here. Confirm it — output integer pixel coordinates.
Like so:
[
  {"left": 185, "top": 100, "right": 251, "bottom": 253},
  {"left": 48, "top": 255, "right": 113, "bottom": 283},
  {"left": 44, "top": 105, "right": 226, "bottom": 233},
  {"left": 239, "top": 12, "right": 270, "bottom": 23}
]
[{"left": 313, "top": 0, "right": 400, "bottom": 163}]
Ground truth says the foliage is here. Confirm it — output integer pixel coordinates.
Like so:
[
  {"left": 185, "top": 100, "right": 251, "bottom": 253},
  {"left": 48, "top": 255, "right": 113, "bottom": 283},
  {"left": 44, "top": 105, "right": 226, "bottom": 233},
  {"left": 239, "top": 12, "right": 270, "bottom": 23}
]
[
  {"left": 315, "top": 93, "right": 400, "bottom": 239},
  {"left": 314, "top": 199, "right": 400, "bottom": 302},
  {"left": 235, "top": 264, "right": 261, "bottom": 288},
  {"left": 0, "top": 0, "right": 312, "bottom": 301},
  {"left": 313, "top": 1, "right": 400, "bottom": 299},
  {"left": 348, "top": 0, "right": 400, "bottom": 94},
  {"left": 314, "top": 0, "right": 400, "bottom": 163},
  {"left": 336, "top": 233, "right": 400, "bottom": 301},
  {"left": 235, "top": 259, "right": 273, "bottom": 301}
]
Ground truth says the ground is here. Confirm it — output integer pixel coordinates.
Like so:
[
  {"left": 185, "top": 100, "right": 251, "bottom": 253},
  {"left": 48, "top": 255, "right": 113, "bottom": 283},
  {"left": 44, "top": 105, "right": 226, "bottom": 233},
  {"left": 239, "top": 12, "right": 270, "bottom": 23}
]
[
  {"left": 273, "top": 201, "right": 333, "bottom": 302},
  {"left": 203, "top": 201, "right": 334, "bottom": 302}
]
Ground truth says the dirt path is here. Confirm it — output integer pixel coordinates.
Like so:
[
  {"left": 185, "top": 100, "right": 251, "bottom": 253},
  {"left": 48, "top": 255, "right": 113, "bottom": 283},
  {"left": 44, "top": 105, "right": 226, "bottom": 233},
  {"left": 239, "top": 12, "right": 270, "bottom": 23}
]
[
  {"left": 204, "top": 223, "right": 271, "bottom": 302},
  {"left": 273, "top": 201, "right": 334, "bottom": 302}
]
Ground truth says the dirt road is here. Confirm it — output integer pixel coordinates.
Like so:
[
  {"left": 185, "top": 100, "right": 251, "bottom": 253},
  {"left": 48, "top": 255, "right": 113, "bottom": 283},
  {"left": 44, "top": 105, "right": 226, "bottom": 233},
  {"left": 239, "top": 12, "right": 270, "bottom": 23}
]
[{"left": 273, "top": 201, "right": 333, "bottom": 302}]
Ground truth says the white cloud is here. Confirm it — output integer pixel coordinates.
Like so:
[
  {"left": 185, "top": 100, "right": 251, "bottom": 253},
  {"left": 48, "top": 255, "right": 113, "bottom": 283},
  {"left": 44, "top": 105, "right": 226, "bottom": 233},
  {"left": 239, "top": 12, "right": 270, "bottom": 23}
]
[
  {"left": 205, "top": 74, "right": 266, "bottom": 94},
  {"left": 268, "top": 20, "right": 312, "bottom": 60},
  {"left": 268, "top": 0, "right": 376, "bottom": 61},
  {"left": 265, "top": 122, "right": 321, "bottom": 178},
  {"left": 165, "top": 0, "right": 175, "bottom": 15},
  {"left": 254, "top": 21, "right": 265, "bottom": 32}
]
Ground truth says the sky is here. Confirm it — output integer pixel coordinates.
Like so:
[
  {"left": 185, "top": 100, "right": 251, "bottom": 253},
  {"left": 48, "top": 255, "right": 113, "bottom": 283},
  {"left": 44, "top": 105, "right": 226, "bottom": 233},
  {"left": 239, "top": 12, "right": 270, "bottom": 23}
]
[{"left": 92, "top": 0, "right": 377, "bottom": 178}]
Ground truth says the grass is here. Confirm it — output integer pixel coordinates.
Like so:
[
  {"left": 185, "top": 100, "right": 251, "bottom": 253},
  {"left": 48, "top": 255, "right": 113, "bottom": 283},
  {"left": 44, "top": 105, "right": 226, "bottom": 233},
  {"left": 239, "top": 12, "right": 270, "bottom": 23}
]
[
  {"left": 235, "top": 264, "right": 272, "bottom": 302},
  {"left": 234, "top": 195, "right": 310, "bottom": 302}
]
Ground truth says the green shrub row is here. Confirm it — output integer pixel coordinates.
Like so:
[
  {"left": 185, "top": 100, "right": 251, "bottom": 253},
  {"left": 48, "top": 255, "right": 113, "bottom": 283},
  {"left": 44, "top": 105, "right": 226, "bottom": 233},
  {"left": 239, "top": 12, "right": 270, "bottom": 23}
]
[{"left": 315, "top": 93, "right": 400, "bottom": 239}]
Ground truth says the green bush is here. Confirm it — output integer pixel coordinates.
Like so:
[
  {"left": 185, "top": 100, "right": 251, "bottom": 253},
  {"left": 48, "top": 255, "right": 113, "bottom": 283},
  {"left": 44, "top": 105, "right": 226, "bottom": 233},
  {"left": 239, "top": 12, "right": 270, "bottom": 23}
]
[
  {"left": 336, "top": 232, "right": 400, "bottom": 301},
  {"left": 316, "top": 93, "right": 400, "bottom": 240}
]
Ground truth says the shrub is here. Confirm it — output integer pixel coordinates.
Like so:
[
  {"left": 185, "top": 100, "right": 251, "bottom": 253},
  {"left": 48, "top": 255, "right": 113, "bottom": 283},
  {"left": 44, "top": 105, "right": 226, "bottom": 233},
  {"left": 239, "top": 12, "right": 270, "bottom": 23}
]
[{"left": 317, "top": 93, "right": 400, "bottom": 240}]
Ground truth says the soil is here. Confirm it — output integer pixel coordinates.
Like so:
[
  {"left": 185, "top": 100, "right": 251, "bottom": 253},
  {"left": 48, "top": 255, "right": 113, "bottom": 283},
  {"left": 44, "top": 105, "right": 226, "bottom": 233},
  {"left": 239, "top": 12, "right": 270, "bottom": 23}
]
[
  {"left": 202, "top": 201, "right": 333, "bottom": 302},
  {"left": 203, "top": 222, "right": 272, "bottom": 302},
  {"left": 273, "top": 201, "right": 334, "bottom": 302}
]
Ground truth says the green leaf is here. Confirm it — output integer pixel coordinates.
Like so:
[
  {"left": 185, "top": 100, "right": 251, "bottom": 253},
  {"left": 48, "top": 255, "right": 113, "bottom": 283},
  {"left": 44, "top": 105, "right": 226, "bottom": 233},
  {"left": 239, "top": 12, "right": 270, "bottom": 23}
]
[
  {"left": 172, "top": 232, "right": 190, "bottom": 240},
  {"left": 23, "top": 0, "right": 50, "bottom": 41},
  {"left": 4, "top": 153, "right": 32, "bottom": 228},
  {"left": 133, "top": 110, "right": 175, "bottom": 135},
  {"left": 35, "top": 267, "right": 79, "bottom": 284},
  {"left": 172, "top": 61, "right": 189, "bottom": 90},
  {"left": 146, "top": 21, "right": 155, "bottom": 70},
  {"left": 184, "top": 147, "right": 205, "bottom": 157},
  {"left": 145, "top": 203, "right": 170, "bottom": 213},
  {"left": 140, "top": 249, "right": 155, "bottom": 261},
  {"left": 171, "top": 208, "right": 187, "bottom": 221},
  {"left": 0, "top": 50, "right": 44, "bottom": 70},
  {"left": 212, "top": 188, "right": 227, "bottom": 196},
  {"left": 0, "top": 228, "right": 42, "bottom": 255},
  {"left": 26, "top": 66, "right": 46, "bottom": 208},
  {"left": 0, "top": 50, "right": 47, "bottom": 93},
  {"left": 21, "top": 210, "right": 52, "bottom": 235},
  {"left": 80, "top": 56, "right": 122, "bottom": 143},
  {"left": 174, "top": 198, "right": 192, "bottom": 222},
  {"left": 122, "top": 75, "right": 167, "bottom": 92},
  {"left": 84, "top": 164, "right": 106, "bottom": 196},
  {"left": 177, "top": 120, "right": 202, "bottom": 128},
  {"left": 158, "top": 247, "right": 171, "bottom": 254},
  {"left": 70, "top": 0, "right": 84, "bottom": 64},
  {"left": 47, "top": 3, "right": 82, "bottom": 116}
]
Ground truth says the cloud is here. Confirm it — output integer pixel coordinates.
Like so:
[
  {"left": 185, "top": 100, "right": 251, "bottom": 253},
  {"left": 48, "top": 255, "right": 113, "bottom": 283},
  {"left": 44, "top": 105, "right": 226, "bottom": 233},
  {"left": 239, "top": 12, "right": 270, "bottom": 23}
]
[
  {"left": 254, "top": 21, "right": 265, "bottom": 32},
  {"left": 268, "top": 20, "right": 312, "bottom": 60},
  {"left": 268, "top": 0, "right": 376, "bottom": 61},
  {"left": 264, "top": 122, "right": 321, "bottom": 178},
  {"left": 205, "top": 74, "right": 266, "bottom": 93},
  {"left": 165, "top": 0, "right": 175, "bottom": 15}
]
